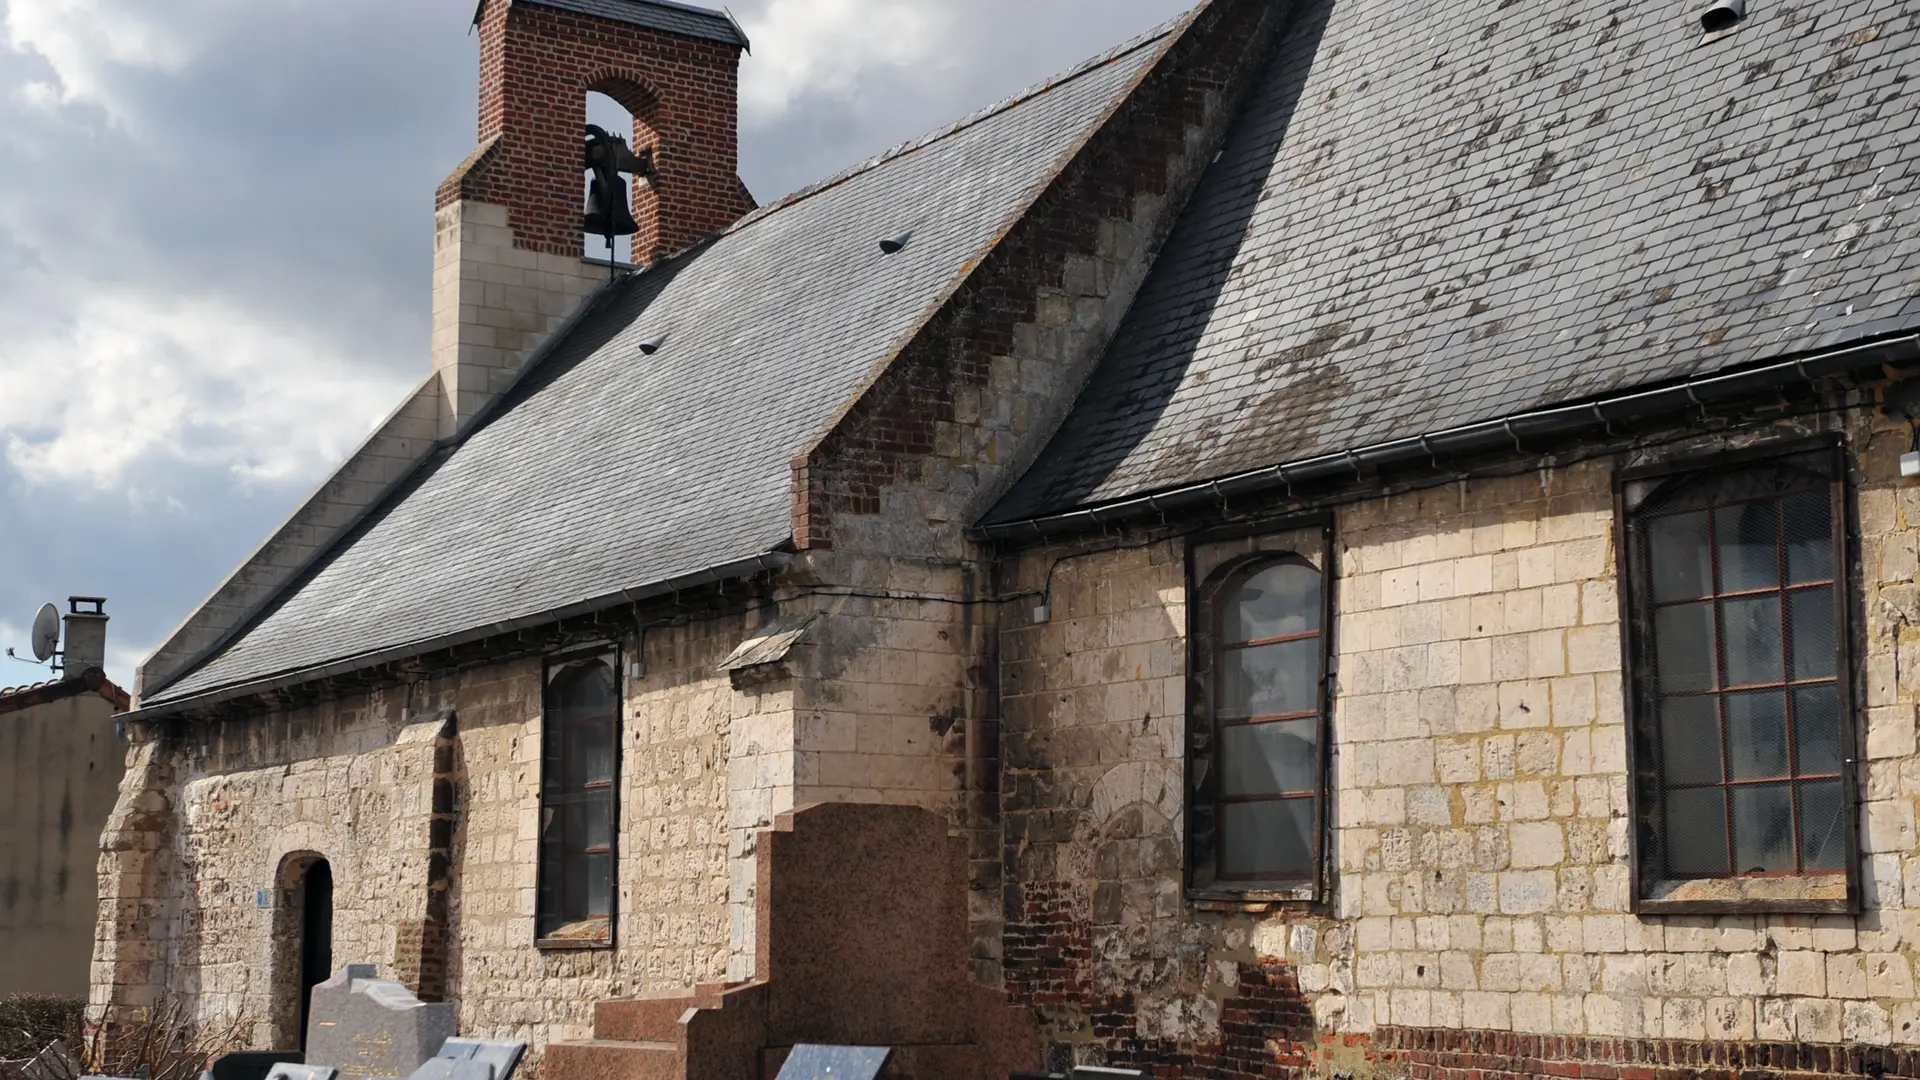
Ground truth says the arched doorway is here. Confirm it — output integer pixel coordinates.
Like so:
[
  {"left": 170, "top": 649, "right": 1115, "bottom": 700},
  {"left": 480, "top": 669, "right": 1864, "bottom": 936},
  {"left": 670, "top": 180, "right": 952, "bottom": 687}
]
[
  {"left": 270, "top": 853, "right": 334, "bottom": 1050},
  {"left": 297, "top": 861, "right": 333, "bottom": 1050}
]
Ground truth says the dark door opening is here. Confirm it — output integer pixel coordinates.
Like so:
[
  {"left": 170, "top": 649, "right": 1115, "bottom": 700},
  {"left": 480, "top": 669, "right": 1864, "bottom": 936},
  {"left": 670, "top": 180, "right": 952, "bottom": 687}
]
[{"left": 296, "top": 860, "right": 333, "bottom": 1051}]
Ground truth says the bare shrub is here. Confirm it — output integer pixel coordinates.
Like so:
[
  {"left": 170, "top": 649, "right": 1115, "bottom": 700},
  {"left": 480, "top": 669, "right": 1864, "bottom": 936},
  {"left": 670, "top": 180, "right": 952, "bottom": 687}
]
[
  {"left": 0, "top": 996, "right": 83, "bottom": 1061},
  {"left": 83, "top": 1002, "right": 247, "bottom": 1080}
]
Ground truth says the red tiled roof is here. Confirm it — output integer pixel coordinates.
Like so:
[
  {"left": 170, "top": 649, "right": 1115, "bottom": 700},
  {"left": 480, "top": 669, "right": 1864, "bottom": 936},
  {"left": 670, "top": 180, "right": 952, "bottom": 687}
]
[{"left": 0, "top": 668, "right": 131, "bottom": 716}]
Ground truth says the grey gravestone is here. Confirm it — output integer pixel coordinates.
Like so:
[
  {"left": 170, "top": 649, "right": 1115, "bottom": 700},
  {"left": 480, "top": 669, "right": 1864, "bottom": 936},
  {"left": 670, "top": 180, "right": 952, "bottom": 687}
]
[
  {"left": 429, "top": 1040, "right": 524, "bottom": 1080},
  {"left": 208, "top": 1052, "right": 305, "bottom": 1080},
  {"left": 775, "top": 1046, "right": 893, "bottom": 1080},
  {"left": 265, "top": 1067, "right": 339, "bottom": 1080},
  {"left": 401, "top": 1062, "right": 487, "bottom": 1080},
  {"left": 305, "top": 966, "right": 454, "bottom": 1080}
]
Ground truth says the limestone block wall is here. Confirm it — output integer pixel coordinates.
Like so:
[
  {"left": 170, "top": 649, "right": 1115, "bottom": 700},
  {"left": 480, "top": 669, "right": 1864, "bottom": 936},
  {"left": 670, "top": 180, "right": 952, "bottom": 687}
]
[
  {"left": 765, "top": 553, "right": 990, "bottom": 980},
  {"left": 431, "top": 200, "right": 604, "bottom": 439},
  {"left": 91, "top": 741, "right": 174, "bottom": 1020},
  {"left": 113, "top": 692, "right": 443, "bottom": 1047},
  {"left": 994, "top": 408, "right": 1920, "bottom": 1070},
  {"left": 93, "top": 610, "right": 758, "bottom": 1058},
  {"left": 447, "top": 619, "right": 738, "bottom": 1044}
]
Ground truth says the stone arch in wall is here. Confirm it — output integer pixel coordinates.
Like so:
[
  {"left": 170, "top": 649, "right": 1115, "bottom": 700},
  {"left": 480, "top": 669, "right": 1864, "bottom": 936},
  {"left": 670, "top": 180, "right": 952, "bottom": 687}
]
[{"left": 269, "top": 849, "right": 333, "bottom": 1051}]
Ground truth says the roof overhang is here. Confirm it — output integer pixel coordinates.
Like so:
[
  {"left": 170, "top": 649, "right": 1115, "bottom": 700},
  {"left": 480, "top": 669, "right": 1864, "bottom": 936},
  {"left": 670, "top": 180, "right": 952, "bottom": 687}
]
[
  {"left": 978, "top": 331, "right": 1920, "bottom": 541},
  {"left": 129, "top": 550, "right": 793, "bottom": 722}
]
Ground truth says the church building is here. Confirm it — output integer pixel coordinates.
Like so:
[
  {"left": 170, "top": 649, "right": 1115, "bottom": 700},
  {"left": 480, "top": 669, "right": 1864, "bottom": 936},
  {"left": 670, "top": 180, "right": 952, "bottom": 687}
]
[{"left": 94, "top": 0, "right": 1920, "bottom": 1076}]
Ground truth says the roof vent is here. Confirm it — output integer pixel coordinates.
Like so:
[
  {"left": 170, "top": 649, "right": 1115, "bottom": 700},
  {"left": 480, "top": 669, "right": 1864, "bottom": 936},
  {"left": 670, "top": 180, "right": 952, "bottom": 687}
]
[
  {"left": 639, "top": 335, "right": 666, "bottom": 356},
  {"left": 879, "top": 231, "right": 912, "bottom": 255},
  {"left": 1699, "top": 0, "right": 1745, "bottom": 35}
]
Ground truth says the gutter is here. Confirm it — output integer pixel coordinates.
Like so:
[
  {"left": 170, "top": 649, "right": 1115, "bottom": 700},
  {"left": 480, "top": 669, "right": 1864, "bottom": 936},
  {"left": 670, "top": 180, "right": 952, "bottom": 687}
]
[
  {"left": 978, "top": 332, "right": 1920, "bottom": 541},
  {"left": 127, "top": 550, "right": 793, "bottom": 722}
]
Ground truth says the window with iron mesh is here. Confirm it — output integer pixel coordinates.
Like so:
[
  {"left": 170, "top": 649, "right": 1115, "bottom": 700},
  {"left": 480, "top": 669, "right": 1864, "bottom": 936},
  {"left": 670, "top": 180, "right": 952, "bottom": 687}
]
[
  {"left": 538, "top": 651, "right": 620, "bottom": 944},
  {"left": 1188, "top": 527, "right": 1333, "bottom": 900},
  {"left": 1623, "top": 446, "right": 1855, "bottom": 907}
]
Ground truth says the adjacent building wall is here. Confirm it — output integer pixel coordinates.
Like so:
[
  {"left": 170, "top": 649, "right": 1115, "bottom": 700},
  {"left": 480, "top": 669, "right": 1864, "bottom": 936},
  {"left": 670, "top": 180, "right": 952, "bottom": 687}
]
[
  {"left": 0, "top": 688, "right": 126, "bottom": 996},
  {"left": 995, "top": 403, "right": 1920, "bottom": 1071}
]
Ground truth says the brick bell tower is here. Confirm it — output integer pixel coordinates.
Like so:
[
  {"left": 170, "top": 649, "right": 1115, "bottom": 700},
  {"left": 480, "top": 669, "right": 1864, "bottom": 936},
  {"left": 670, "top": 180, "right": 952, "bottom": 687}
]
[{"left": 431, "top": 0, "right": 756, "bottom": 437}]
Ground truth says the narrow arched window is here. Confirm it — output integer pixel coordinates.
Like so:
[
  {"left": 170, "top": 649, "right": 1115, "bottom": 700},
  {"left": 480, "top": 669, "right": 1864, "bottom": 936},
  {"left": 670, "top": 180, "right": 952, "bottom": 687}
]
[
  {"left": 1190, "top": 538, "right": 1331, "bottom": 897},
  {"left": 538, "top": 651, "right": 620, "bottom": 945},
  {"left": 1623, "top": 444, "right": 1856, "bottom": 912}
]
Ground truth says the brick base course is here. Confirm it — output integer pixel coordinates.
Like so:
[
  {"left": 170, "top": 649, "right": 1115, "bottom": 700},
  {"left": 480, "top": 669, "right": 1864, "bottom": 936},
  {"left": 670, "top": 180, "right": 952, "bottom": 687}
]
[{"left": 1376, "top": 1026, "right": 1920, "bottom": 1080}]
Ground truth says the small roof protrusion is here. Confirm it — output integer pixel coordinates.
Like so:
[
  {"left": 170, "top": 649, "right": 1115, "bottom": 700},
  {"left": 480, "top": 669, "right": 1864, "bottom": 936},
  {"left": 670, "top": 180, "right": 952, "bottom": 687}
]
[
  {"left": 879, "top": 232, "right": 913, "bottom": 255},
  {"left": 639, "top": 335, "right": 667, "bottom": 356},
  {"left": 1698, "top": 0, "right": 1746, "bottom": 36}
]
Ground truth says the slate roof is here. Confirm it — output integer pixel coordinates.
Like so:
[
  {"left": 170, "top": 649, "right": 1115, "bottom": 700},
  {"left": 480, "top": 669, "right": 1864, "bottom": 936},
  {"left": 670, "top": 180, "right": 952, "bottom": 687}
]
[
  {"left": 990, "top": 0, "right": 1920, "bottom": 523},
  {"left": 144, "top": 29, "right": 1167, "bottom": 705},
  {"left": 474, "top": 0, "right": 749, "bottom": 49}
]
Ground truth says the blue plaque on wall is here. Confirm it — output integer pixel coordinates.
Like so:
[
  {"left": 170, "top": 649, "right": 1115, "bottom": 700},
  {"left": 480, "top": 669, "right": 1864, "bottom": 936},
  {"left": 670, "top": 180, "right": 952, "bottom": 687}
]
[{"left": 773, "top": 1045, "right": 893, "bottom": 1080}]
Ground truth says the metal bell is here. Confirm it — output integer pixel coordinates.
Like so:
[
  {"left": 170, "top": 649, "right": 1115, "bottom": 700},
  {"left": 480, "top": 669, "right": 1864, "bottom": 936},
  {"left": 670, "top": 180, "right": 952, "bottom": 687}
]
[
  {"left": 584, "top": 176, "right": 640, "bottom": 237},
  {"left": 583, "top": 123, "right": 655, "bottom": 239}
]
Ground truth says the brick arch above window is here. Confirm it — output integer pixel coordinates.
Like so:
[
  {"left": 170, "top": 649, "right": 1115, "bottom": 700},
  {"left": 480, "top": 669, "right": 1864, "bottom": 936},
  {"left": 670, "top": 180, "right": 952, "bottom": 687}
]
[{"left": 587, "top": 72, "right": 662, "bottom": 129}]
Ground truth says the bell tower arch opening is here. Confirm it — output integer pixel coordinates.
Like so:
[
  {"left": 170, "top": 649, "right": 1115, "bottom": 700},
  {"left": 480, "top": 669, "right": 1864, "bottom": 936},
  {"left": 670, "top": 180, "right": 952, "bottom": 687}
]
[
  {"left": 584, "top": 92, "right": 637, "bottom": 265},
  {"left": 583, "top": 76, "right": 661, "bottom": 266}
]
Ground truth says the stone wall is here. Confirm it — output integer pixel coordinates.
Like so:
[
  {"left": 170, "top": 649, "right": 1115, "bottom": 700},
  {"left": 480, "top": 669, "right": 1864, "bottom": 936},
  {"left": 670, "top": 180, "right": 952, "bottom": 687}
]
[
  {"left": 993, "top": 407, "right": 1920, "bottom": 1071},
  {"left": 770, "top": 556, "right": 992, "bottom": 981},
  {"left": 445, "top": 619, "right": 739, "bottom": 1043},
  {"left": 92, "top": 612, "right": 751, "bottom": 1058}
]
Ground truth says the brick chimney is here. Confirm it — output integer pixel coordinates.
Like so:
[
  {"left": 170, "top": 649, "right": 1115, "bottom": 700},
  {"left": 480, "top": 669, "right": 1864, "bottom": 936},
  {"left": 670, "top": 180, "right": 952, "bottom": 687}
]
[
  {"left": 62, "top": 597, "right": 108, "bottom": 678},
  {"left": 432, "top": 0, "right": 755, "bottom": 437}
]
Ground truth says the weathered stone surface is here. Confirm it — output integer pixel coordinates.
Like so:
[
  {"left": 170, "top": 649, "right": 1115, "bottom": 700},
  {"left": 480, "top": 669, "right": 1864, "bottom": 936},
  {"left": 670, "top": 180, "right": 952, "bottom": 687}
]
[{"left": 305, "top": 966, "right": 454, "bottom": 1080}]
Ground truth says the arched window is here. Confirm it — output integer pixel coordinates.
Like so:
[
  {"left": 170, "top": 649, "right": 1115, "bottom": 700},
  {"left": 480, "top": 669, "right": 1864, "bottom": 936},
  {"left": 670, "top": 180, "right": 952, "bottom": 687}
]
[
  {"left": 1622, "top": 445, "right": 1855, "bottom": 910},
  {"left": 1191, "top": 544, "right": 1330, "bottom": 894},
  {"left": 538, "top": 652, "right": 620, "bottom": 944}
]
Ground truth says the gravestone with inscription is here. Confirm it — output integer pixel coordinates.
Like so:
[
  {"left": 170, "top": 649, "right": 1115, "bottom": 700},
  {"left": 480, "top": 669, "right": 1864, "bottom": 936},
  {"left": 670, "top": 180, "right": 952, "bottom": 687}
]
[{"left": 305, "top": 966, "right": 454, "bottom": 1080}]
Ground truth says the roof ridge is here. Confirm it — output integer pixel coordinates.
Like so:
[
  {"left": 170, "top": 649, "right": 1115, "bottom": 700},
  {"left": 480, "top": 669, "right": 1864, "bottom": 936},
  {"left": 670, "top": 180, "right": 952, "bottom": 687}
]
[
  {"left": 0, "top": 676, "right": 60, "bottom": 698},
  {"left": 472, "top": 0, "right": 749, "bottom": 48},
  {"left": 718, "top": 17, "right": 1182, "bottom": 238}
]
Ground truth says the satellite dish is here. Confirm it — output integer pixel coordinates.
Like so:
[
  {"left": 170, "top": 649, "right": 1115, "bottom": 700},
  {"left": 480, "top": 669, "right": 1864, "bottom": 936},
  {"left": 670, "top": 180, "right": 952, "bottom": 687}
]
[{"left": 30, "top": 603, "right": 59, "bottom": 662}]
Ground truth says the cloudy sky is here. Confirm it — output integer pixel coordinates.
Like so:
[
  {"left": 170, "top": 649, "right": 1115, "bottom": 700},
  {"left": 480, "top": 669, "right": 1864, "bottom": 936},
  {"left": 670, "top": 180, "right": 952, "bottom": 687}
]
[{"left": 0, "top": 0, "right": 1196, "bottom": 690}]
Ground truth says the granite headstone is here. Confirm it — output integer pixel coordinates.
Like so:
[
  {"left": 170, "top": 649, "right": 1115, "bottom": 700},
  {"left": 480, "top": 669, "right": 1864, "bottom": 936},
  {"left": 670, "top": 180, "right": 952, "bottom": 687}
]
[
  {"left": 304, "top": 966, "right": 454, "bottom": 1080},
  {"left": 424, "top": 1039, "right": 524, "bottom": 1080},
  {"left": 773, "top": 1045, "right": 893, "bottom": 1080}
]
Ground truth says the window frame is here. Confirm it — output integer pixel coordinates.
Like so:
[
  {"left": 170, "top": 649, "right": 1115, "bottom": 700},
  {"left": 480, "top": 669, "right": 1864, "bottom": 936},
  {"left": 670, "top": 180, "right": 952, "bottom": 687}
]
[
  {"left": 535, "top": 644, "right": 624, "bottom": 949},
  {"left": 1185, "top": 517, "right": 1336, "bottom": 905},
  {"left": 1615, "top": 435, "right": 1861, "bottom": 916}
]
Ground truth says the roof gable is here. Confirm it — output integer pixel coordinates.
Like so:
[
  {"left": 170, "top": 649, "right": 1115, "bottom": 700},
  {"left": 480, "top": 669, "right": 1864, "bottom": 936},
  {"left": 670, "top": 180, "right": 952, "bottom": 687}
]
[
  {"left": 991, "top": 0, "right": 1920, "bottom": 523},
  {"left": 145, "top": 31, "right": 1168, "bottom": 706}
]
